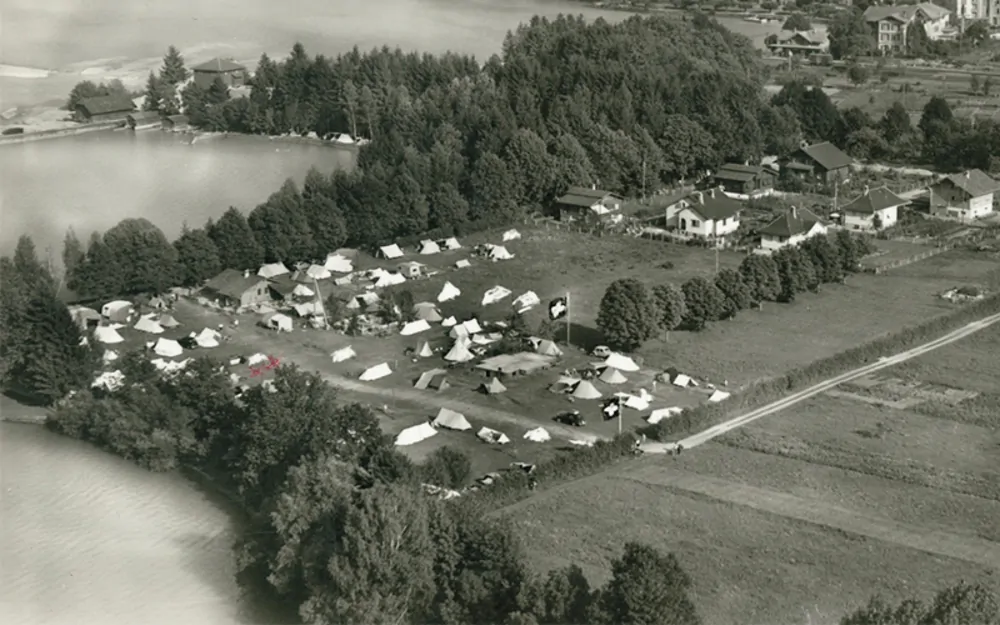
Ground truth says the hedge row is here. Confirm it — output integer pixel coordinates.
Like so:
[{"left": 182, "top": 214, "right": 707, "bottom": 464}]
[{"left": 648, "top": 291, "right": 1000, "bottom": 441}]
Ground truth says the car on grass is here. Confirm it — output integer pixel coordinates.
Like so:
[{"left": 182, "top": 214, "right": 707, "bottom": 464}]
[
  {"left": 554, "top": 410, "right": 586, "bottom": 427},
  {"left": 592, "top": 345, "right": 611, "bottom": 358}
]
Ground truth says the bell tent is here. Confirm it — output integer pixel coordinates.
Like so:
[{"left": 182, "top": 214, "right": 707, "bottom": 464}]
[
  {"left": 416, "top": 342, "right": 434, "bottom": 358},
  {"left": 571, "top": 380, "right": 602, "bottom": 400},
  {"left": 599, "top": 367, "right": 627, "bottom": 384},
  {"left": 480, "top": 377, "right": 507, "bottom": 394},
  {"left": 158, "top": 314, "right": 180, "bottom": 328},
  {"left": 444, "top": 342, "right": 474, "bottom": 363}
]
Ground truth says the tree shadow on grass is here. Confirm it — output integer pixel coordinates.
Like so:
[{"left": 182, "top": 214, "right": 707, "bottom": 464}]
[{"left": 560, "top": 321, "right": 603, "bottom": 352}]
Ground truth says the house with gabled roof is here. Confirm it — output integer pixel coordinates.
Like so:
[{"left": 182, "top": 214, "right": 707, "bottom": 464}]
[
  {"left": 766, "top": 30, "right": 830, "bottom": 57},
  {"left": 202, "top": 269, "right": 272, "bottom": 308},
  {"left": 665, "top": 187, "right": 742, "bottom": 240},
  {"left": 192, "top": 57, "right": 248, "bottom": 89},
  {"left": 781, "top": 141, "right": 855, "bottom": 184},
  {"left": 758, "top": 206, "right": 828, "bottom": 253},
  {"left": 929, "top": 169, "right": 999, "bottom": 221},
  {"left": 554, "top": 186, "right": 624, "bottom": 222},
  {"left": 713, "top": 163, "right": 776, "bottom": 199},
  {"left": 74, "top": 94, "right": 135, "bottom": 123},
  {"left": 864, "top": 3, "right": 951, "bottom": 54},
  {"left": 842, "top": 186, "right": 908, "bottom": 231}
]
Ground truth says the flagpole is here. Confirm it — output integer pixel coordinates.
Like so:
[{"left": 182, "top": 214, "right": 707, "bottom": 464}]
[
  {"left": 618, "top": 398, "right": 622, "bottom": 436},
  {"left": 565, "top": 291, "right": 571, "bottom": 347}
]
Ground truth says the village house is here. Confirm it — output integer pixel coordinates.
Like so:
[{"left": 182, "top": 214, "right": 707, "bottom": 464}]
[
  {"left": 554, "top": 186, "right": 624, "bottom": 222},
  {"left": 74, "top": 94, "right": 135, "bottom": 123},
  {"left": 841, "top": 186, "right": 908, "bottom": 231},
  {"left": 201, "top": 269, "right": 272, "bottom": 308},
  {"left": 766, "top": 29, "right": 830, "bottom": 56},
  {"left": 665, "top": 187, "right": 742, "bottom": 241},
  {"left": 192, "top": 58, "right": 249, "bottom": 89},
  {"left": 713, "top": 163, "right": 776, "bottom": 199},
  {"left": 863, "top": 3, "right": 952, "bottom": 54},
  {"left": 125, "top": 111, "right": 162, "bottom": 130},
  {"left": 781, "top": 141, "right": 855, "bottom": 184},
  {"left": 929, "top": 169, "right": 998, "bottom": 221},
  {"left": 757, "top": 206, "right": 828, "bottom": 253}
]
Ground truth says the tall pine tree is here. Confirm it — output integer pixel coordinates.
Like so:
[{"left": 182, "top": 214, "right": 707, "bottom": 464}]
[{"left": 160, "top": 46, "right": 189, "bottom": 85}]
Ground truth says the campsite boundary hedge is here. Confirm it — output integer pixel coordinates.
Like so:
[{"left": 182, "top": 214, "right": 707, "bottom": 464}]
[{"left": 648, "top": 292, "right": 1000, "bottom": 441}]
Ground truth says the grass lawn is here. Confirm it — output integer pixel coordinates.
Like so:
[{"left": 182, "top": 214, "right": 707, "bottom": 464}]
[
  {"left": 859, "top": 239, "right": 936, "bottom": 270},
  {"left": 507, "top": 464, "right": 999, "bottom": 625}
]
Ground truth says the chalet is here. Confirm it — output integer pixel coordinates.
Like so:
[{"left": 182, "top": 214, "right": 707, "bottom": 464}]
[
  {"left": 758, "top": 206, "right": 828, "bottom": 253},
  {"left": 163, "top": 115, "right": 191, "bottom": 131},
  {"left": 864, "top": 3, "right": 951, "bottom": 54},
  {"left": 713, "top": 163, "right": 776, "bottom": 199},
  {"left": 929, "top": 169, "right": 999, "bottom": 221},
  {"left": 125, "top": 111, "right": 162, "bottom": 129},
  {"left": 781, "top": 142, "right": 854, "bottom": 184},
  {"left": 665, "top": 187, "right": 742, "bottom": 240},
  {"left": 841, "top": 186, "right": 908, "bottom": 231},
  {"left": 201, "top": 269, "right": 272, "bottom": 308},
  {"left": 554, "top": 186, "right": 624, "bottom": 222},
  {"left": 74, "top": 95, "right": 135, "bottom": 123},
  {"left": 192, "top": 58, "right": 248, "bottom": 89},
  {"left": 766, "top": 30, "right": 830, "bottom": 56}
]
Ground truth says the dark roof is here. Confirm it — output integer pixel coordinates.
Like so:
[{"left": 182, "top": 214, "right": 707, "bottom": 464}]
[
  {"left": 203, "top": 269, "right": 266, "bottom": 299},
  {"left": 793, "top": 142, "right": 854, "bottom": 172},
  {"left": 556, "top": 186, "right": 621, "bottom": 208},
  {"left": 842, "top": 186, "right": 909, "bottom": 214},
  {"left": 191, "top": 58, "right": 246, "bottom": 73},
  {"left": 864, "top": 3, "right": 950, "bottom": 23},
  {"left": 267, "top": 276, "right": 298, "bottom": 297},
  {"left": 166, "top": 114, "right": 190, "bottom": 124},
  {"left": 76, "top": 95, "right": 135, "bottom": 116},
  {"left": 127, "top": 111, "right": 160, "bottom": 122},
  {"left": 932, "top": 169, "right": 999, "bottom": 198},
  {"left": 759, "top": 207, "right": 825, "bottom": 237},
  {"left": 715, "top": 163, "right": 768, "bottom": 182},
  {"left": 682, "top": 189, "right": 742, "bottom": 221}
]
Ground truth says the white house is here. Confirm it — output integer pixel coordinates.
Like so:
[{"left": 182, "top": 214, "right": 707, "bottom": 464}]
[
  {"left": 665, "top": 187, "right": 742, "bottom": 240},
  {"left": 841, "top": 186, "right": 907, "bottom": 231},
  {"left": 758, "top": 206, "right": 828, "bottom": 253},
  {"left": 929, "top": 169, "right": 998, "bottom": 221}
]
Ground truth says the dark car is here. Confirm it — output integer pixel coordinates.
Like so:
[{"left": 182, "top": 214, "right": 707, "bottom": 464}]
[{"left": 554, "top": 410, "right": 585, "bottom": 427}]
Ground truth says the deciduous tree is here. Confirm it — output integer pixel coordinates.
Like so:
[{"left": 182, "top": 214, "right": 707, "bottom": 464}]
[
  {"left": 173, "top": 226, "right": 222, "bottom": 286},
  {"left": 596, "top": 279, "right": 659, "bottom": 351},
  {"left": 714, "top": 269, "right": 752, "bottom": 319},
  {"left": 208, "top": 207, "right": 265, "bottom": 270},
  {"left": 681, "top": 277, "right": 726, "bottom": 330},
  {"left": 739, "top": 254, "right": 781, "bottom": 303},
  {"left": 651, "top": 283, "right": 686, "bottom": 335},
  {"left": 598, "top": 542, "right": 701, "bottom": 625}
]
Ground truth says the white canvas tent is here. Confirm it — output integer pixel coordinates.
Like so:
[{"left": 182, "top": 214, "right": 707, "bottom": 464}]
[
  {"left": 258, "top": 262, "right": 290, "bottom": 278},
  {"left": 449, "top": 319, "right": 482, "bottom": 339},
  {"left": 92, "top": 370, "right": 125, "bottom": 392},
  {"left": 102, "top": 349, "right": 119, "bottom": 363},
  {"left": 263, "top": 312, "right": 294, "bottom": 332},
  {"left": 571, "top": 380, "right": 602, "bottom": 399},
  {"left": 293, "top": 301, "right": 324, "bottom": 317},
  {"left": 433, "top": 408, "right": 472, "bottom": 431},
  {"left": 502, "top": 229, "right": 521, "bottom": 242},
  {"left": 153, "top": 337, "right": 183, "bottom": 358},
  {"left": 441, "top": 316, "right": 457, "bottom": 327},
  {"left": 512, "top": 291, "right": 540, "bottom": 313},
  {"left": 444, "top": 342, "right": 474, "bottom": 363},
  {"left": 395, "top": 422, "right": 437, "bottom": 446},
  {"left": 437, "top": 281, "right": 461, "bottom": 303},
  {"left": 101, "top": 300, "right": 133, "bottom": 320},
  {"left": 359, "top": 362, "right": 392, "bottom": 381},
  {"left": 599, "top": 367, "right": 627, "bottom": 384},
  {"left": 94, "top": 326, "right": 125, "bottom": 344},
  {"left": 134, "top": 316, "right": 164, "bottom": 334},
  {"left": 455, "top": 259, "right": 471, "bottom": 269},
  {"left": 709, "top": 390, "right": 731, "bottom": 403},
  {"left": 306, "top": 264, "right": 331, "bottom": 280},
  {"left": 374, "top": 272, "right": 406, "bottom": 288},
  {"left": 672, "top": 373, "right": 692, "bottom": 388},
  {"left": 646, "top": 407, "right": 683, "bottom": 424},
  {"left": 291, "top": 284, "right": 315, "bottom": 298},
  {"left": 331, "top": 346, "right": 357, "bottom": 363},
  {"left": 195, "top": 328, "right": 221, "bottom": 348},
  {"left": 414, "top": 368, "right": 448, "bottom": 390},
  {"left": 324, "top": 253, "right": 354, "bottom": 273},
  {"left": 418, "top": 239, "right": 441, "bottom": 255},
  {"left": 535, "top": 339, "right": 562, "bottom": 357},
  {"left": 400, "top": 319, "right": 431, "bottom": 336},
  {"left": 416, "top": 342, "right": 434, "bottom": 358},
  {"left": 481, "top": 377, "right": 507, "bottom": 394},
  {"left": 524, "top": 427, "right": 551, "bottom": 442},
  {"left": 616, "top": 391, "right": 651, "bottom": 411},
  {"left": 487, "top": 245, "right": 513, "bottom": 261},
  {"left": 604, "top": 353, "right": 640, "bottom": 372},
  {"left": 378, "top": 244, "right": 404, "bottom": 259},
  {"left": 477, "top": 427, "right": 510, "bottom": 445},
  {"left": 413, "top": 302, "right": 442, "bottom": 322},
  {"left": 482, "top": 285, "right": 512, "bottom": 306},
  {"left": 158, "top": 314, "right": 180, "bottom": 328},
  {"left": 439, "top": 237, "right": 462, "bottom": 250}
]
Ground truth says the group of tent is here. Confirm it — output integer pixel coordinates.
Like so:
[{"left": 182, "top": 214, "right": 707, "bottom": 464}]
[
  {"left": 393, "top": 407, "right": 550, "bottom": 447},
  {"left": 258, "top": 252, "right": 356, "bottom": 281}
]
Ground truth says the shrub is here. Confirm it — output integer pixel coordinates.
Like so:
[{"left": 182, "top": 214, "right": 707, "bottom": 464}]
[{"left": 420, "top": 446, "right": 472, "bottom": 489}]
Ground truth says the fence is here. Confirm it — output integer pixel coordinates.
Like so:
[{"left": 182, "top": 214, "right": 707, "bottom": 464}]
[{"left": 863, "top": 243, "right": 954, "bottom": 274}]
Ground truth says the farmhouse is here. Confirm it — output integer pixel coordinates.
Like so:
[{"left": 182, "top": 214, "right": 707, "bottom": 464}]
[
  {"left": 766, "top": 30, "right": 830, "bottom": 56},
  {"left": 665, "top": 187, "right": 742, "bottom": 241},
  {"left": 781, "top": 142, "right": 854, "bottom": 184},
  {"left": 713, "top": 163, "right": 776, "bottom": 199},
  {"left": 841, "top": 186, "right": 907, "bottom": 231},
  {"left": 74, "top": 95, "right": 135, "bottom": 123},
  {"left": 929, "top": 169, "right": 998, "bottom": 221},
  {"left": 125, "top": 111, "right": 162, "bottom": 129},
  {"left": 864, "top": 3, "right": 951, "bottom": 53},
  {"left": 554, "top": 186, "right": 624, "bottom": 222},
  {"left": 201, "top": 269, "right": 272, "bottom": 308},
  {"left": 758, "top": 206, "right": 828, "bottom": 253},
  {"left": 192, "top": 58, "right": 248, "bottom": 89}
]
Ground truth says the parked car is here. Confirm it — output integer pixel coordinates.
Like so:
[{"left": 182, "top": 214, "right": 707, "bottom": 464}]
[
  {"left": 592, "top": 345, "right": 611, "bottom": 358},
  {"left": 554, "top": 410, "right": 585, "bottom": 427}
]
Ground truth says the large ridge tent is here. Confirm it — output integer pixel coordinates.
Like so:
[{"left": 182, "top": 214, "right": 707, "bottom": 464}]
[
  {"left": 481, "top": 286, "right": 512, "bottom": 306},
  {"left": 432, "top": 408, "right": 472, "bottom": 431},
  {"left": 395, "top": 422, "right": 437, "bottom": 446},
  {"left": 378, "top": 244, "right": 404, "bottom": 259},
  {"left": 604, "top": 353, "right": 640, "bottom": 372},
  {"left": 331, "top": 346, "right": 357, "bottom": 363},
  {"left": 194, "top": 328, "right": 221, "bottom": 348},
  {"left": 400, "top": 319, "right": 431, "bottom": 336},
  {"left": 324, "top": 254, "right": 354, "bottom": 273},
  {"left": 134, "top": 316, "right": 164, "bottom": 334},
  {"left": 413, "top": 302, "right": 442, "bottom": 322},
  {"left": 439, "top": 237, "right": 462, "bottom": 250},
  {"left": 438, "top": 281, "right": 461, "bottom": 303},
  {"left": 153, "top": 337, "right": 183, "bottom": 358},
  {"left": 359, "top": 362, "right": 392, "bottom": 381},
  {"left": 418, "top": 239, "right": 441, "bottom": 255},
  {"left": 94, "top": 326, "right": 125, "bottom": 344}
]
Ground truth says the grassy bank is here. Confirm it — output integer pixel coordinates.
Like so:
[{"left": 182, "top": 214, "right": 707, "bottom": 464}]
[{"left": 0, "top": 121, "right": 123, "bottom": 145}]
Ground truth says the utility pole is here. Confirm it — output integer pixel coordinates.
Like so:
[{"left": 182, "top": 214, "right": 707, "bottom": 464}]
[{"left": 641, "top": 157, "right": 647, "bottom": 200}]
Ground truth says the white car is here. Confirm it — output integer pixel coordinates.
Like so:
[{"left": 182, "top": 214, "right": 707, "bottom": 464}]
[{"left": 592, "top": 345, "right": 611, "bottom": 358}]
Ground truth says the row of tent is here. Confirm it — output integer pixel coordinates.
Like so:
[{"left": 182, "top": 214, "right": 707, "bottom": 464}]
[
  {"left": 379, "top": 230, "right": 519, "bottom": 260},
  {"left": 393, "top": 406, "right": 546, "bottom": 447}
]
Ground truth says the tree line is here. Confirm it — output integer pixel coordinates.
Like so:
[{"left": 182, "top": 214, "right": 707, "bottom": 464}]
[{"left": 596, "top": 230, "right": 875, "bottom": 351}]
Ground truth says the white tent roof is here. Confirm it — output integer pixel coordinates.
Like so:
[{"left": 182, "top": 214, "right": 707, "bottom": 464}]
[
  {"left": 438, "top": 281, "right": 461, "bottom": 303},
  {"left": 101, "top": 300, "right": 132, "bottom": 318},
  {"left": 293, "top": 301, "right": 324, "bottom": 317},
  {"left": 482, "top": 285, "right": 512, "bottom": 306},
  {"left": 477, "top": 427, "right": 511, "bottom": 445},
  {"left": 94, "top": 326, "right": 125, "bottom": 344},
  {"left": 134, "top": 316, "right": 164, "bottom": 334},
  {"left": 647, "top": 407, "right": 683, "bottom": 424},
  {"left": 418, "top": 239, "right": 441, "bottom": 255},
  {"left": 449, "top": 319, "right": 482, "bottom": 339},
  {"left": 455, "top": 259, "right": 471, "bottom": 269},
  {"left": 572, "top": 380, "right": 602, "bottom": 399},
  {"left": 102, "top": 349, "right": 119, "bottom": 363},
  {"left": 395, "top": 422, "right": 437, "bottom": 446},
  {"left": 502, "top": 229, "right": 522, "bottom": 241},
  {"left": 374, "top": 272, "right": 406, "bottom": 288},
  {"left": 92, "top": 370, "right": 125, "bottom": 392},
  {"left": 599, "top": 367, "right": 627, "bottom": 384},
  {"left": 292, "top": 283, "right": 315, "bottom": 298},
  {"left": 333, "top": 133, "right": 356, "bottom": 145},
  {"left": 524, "top": 427, "right": 551, "bottom": 442},
  {"left": 433, "top": 408, "right": 472, "bottom": 431},
  {"left": 324, "top": 253, "right": 354, "bottom": 273},
  {"left": 615, "top": 392, "right": 650, "bottom": 411},
  {"left": 512, "top": 291, "right": 540, "bottom": 313},
  {"left": 444, "top": 342, "right": 474, "bottom": 363},
  {"left": 709, "top": 390, "right": 731, "bottom": 403},
  {"left": 153, "top": 337, "right": 183, "bottom": 358},
  {"left": 265, "top": 312, "right": 294, "bottom": 331},
  {"left": 306, "top": 264, "right": 331, "bottom": 280},
  {"left": 248, "top": 353, "right": 269, "bottom": 366},
  {"left": 158, "top": 314, "right": 180, "bottom": 328},
  {"left": 441, "top": 316, "right": 457, "bottom": 327},
  {"left": 605, "top": 353, "right": 640, "bottom": 372},
  {"left": 487, "top": 245, "right": 513, "bottom": 260},
  {"left": 440, "top": 237, "right": 462, "bottom": 250},
  {"left": 413, "top": 302, "right": 442, "bottom": 322},
  {"left": 482, "top": 377, "right": 507, "bottom": 393},
  {"left": 258, "top": 262, "right": 290, "bottom": 278},
  {"left": 359, "top": 362, "right": 392, "bottom": 381},
  {"left": 535, "top": 339, "right": 562, "bottom": 357},
  {"left": 379, "top": 244, "right": 404, "bottom": 259},
  {"left": 194, "top": 328, "right": 221, "bottom": 348},
  {"left": 400, "top": 319, "right": 431, "bottom": 336},
  {"left": 331, "top": 346, "right": 356, "bottom": 363},
  {"left": 417, "top": 342, "right": 434, "bottom": 358},
  {"left": 672, "top": 373, "right": 692, "bottom": 387}
]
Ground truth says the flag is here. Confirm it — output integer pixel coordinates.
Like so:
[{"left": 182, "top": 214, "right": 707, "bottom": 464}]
[
  {"left": 602, "top": 397, "right": 621, "bottom": 421},
  {"left": 548, "top": 296, "right": 568, "bottom": 320}
]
